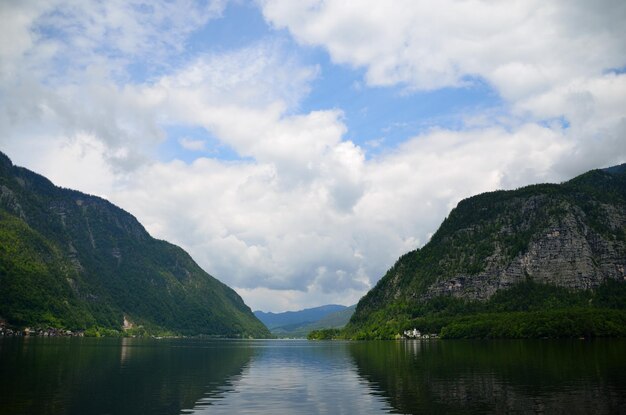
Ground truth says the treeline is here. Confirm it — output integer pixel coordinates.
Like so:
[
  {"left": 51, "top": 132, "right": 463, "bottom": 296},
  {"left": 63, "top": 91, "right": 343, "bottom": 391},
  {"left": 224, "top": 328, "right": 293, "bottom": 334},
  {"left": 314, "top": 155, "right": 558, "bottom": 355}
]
[
  {"left": 340, "top": 280, "right": 626, "bottom": 340},
  {"left": 307, "top": 328, "right": 342, "bottom": 340},
  {"left": 439, "top": 308, "right": 626, "bottom": 339}
]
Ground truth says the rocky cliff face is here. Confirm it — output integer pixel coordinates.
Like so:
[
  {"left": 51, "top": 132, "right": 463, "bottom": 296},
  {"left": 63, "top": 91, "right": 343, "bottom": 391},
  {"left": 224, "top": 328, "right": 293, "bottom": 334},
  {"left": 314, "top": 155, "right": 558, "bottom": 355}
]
[
  {"left": 426, "top": 194, "right": 626, "bottom": 300},
  {"left": 0, "top": 151, "right": 270, "bottom": 337},
  {"left": 350, "top": 165, "right": 626, "bottom": 326}
]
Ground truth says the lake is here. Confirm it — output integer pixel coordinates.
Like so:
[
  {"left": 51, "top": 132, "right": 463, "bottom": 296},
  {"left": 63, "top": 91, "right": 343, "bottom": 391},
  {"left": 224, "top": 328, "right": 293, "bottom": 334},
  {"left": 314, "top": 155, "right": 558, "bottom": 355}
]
[{"left": 1, "top": 337, "right": 625, "bottom": 414}]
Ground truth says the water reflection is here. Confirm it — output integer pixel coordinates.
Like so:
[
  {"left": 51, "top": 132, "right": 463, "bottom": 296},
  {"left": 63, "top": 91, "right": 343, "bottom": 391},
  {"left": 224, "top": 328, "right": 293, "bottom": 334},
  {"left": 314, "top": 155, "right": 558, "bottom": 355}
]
[
  {"left": 2, "top": 338, "right": 625, "bottom": 414},
  {"left": 0, "top": 337, "right": 255, "bottom": 415},
  {"left": 187, "top": 340, "right": 392, "bottom": 414},
  {"left": 349, "top": 339, "right": 626, "bottom": 414}
]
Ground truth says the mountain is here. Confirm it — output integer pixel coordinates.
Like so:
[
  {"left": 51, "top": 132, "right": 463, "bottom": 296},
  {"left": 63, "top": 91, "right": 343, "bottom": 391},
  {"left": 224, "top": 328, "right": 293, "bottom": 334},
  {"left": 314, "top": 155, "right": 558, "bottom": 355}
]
[
  {"left": 254, "top": 304, "right": 347, "bottom": 329},
  {"left": 346, "top": 164, "right": 626, "bottom": 339},
  {"left": 308, "top": 304, "right": 356, "bottom": 330},
  {"left": 255, "top": 304, "right": 356, "bottom": 338},
  {"left": 254, "top": 304, "right": 348, "bottom": 332},
  {"left": 263, "top": 305, "right": 357, "bottom": 338},
  {"left": 0, "top": 151, "right": 270, "bottom": 338}
]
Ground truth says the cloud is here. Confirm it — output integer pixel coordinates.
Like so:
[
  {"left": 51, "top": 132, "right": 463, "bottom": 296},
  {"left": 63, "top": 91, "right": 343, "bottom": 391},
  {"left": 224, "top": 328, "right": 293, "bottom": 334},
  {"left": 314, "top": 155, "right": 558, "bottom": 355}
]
[
  {"left": 1, "top": 1, "right": 625, "bottom": 312},
  {"left": 259, "top": 0, "right": 626, "bottom": 93},
  {"left": 0, "top": 0, "right": 229, "bottom": 172},
  {"left": 34, "top": 0, "right": 226, "bottom": 70},
  {"left": 178, "top": 137, "right": 207, "bottom": 151},
  {"left": 102, "top": 121, "right": 578, "bottom": 312},
  {"left": 258, "top": 0, "right": 626, "bottom": 176}
]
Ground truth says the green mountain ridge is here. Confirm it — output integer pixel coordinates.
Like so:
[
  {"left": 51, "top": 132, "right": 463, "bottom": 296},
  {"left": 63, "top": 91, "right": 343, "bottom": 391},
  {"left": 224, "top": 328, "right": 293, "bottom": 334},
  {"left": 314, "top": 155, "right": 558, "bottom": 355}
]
[
  {"left": 0, "top": 151, "right": 270, "bottom": 337},
  {"left": 254, "top": 304, "right": 347, "bottom": 330},
  {"left": 345, "top": 164, "right": 626, "bottom": 339},
  {"left": 254, "top": 304, "right": 356, "bottom": 338},
  {"left": 266, "top": 305, "right": 357, "bottom": 338},
  {"left": 310, "top": 304, "right": 356, "bottom": 329}
]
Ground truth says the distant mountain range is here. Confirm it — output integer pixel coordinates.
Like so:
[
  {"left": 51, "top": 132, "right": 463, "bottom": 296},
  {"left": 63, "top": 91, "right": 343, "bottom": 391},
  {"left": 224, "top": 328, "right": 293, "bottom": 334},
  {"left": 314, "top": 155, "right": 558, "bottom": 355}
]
[
  {"left": 255, "top": 304, "right": 356, "bottom": 337},
  {"left": 0, "top": 151, "right": 269, "bottom": 337},
  {"left": 346, "top": 164, "right": 626, "bottom": 339}
]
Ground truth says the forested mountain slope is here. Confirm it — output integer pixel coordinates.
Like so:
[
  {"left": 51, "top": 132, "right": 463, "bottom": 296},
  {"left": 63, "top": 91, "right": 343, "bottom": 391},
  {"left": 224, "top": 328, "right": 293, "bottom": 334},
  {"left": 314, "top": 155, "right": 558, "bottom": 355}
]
[
  {"left": 347, "top": 164, "right": 626, "bottom": 339},
  {"left": 0, "top": 151, "right": 269, "bottom": 337}
]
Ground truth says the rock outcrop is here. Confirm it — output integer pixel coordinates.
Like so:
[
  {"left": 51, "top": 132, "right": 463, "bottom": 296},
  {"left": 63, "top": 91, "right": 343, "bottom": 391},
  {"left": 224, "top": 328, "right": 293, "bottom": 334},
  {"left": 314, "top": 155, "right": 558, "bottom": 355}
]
[{"left": 426, "top": 195, "right": 626, "bottom": 300}]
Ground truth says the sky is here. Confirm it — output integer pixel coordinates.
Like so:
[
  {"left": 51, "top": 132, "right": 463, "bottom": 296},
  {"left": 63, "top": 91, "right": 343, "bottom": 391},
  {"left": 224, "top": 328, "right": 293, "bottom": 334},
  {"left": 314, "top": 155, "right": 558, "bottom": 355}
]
[{"left": 1, "top": 0, "right": 625, "bottom": 312}]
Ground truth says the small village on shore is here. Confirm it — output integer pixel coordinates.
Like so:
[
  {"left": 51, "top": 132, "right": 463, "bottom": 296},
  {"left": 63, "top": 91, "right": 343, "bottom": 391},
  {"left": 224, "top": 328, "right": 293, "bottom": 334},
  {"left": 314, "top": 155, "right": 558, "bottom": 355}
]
[
  {"left": 401, "top": 328, "right": 439, "bottom": 340},
  {"left": 0, "top": 322, "right": 84, "bottom": 337}
]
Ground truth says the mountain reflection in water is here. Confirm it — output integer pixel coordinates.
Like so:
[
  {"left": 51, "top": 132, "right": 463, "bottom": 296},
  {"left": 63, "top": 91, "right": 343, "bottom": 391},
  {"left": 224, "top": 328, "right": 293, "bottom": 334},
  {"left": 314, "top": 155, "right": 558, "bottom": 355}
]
[
  {"left": 1, "top": 338, "right": 625, "bottom": 414},
  {"left": 0, "top": 337, "right": 255, "bottom": 415},
  {"left": 349, "top": 339, "right": 626, "bottom": 414}
]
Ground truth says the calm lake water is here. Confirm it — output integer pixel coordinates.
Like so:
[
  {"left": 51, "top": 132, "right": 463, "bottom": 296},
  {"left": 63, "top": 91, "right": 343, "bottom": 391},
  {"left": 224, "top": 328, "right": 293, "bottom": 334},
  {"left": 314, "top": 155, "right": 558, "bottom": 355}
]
[{"left": 1, "top": 337, "right": 625, "bottom": 414}]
